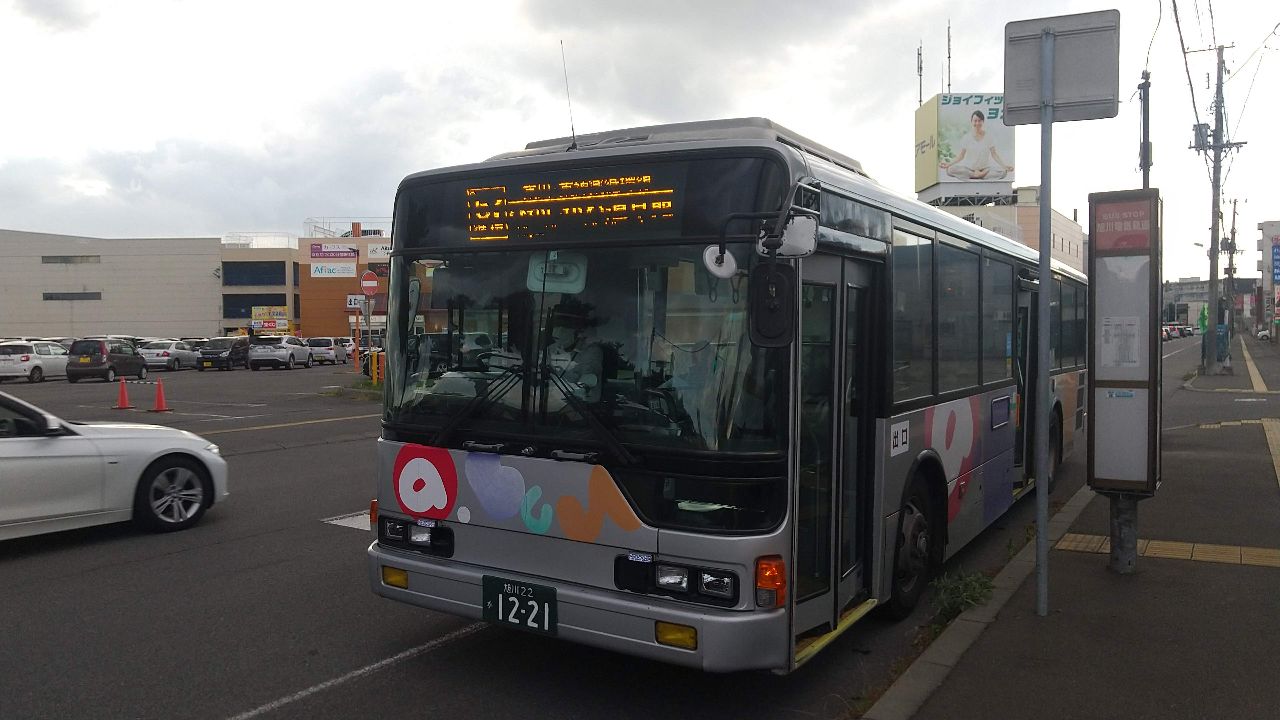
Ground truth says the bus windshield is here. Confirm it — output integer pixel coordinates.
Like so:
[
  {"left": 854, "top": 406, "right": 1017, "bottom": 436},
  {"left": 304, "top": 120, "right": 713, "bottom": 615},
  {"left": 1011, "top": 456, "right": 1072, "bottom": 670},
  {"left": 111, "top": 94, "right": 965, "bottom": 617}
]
[{"left": 386, "top": 245, "right": 788, "bottom": 456}]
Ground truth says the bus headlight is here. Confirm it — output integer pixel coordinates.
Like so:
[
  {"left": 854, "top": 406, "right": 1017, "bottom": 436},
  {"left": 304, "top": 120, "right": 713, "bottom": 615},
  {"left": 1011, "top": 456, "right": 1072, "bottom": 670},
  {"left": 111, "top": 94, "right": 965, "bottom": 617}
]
[
  {"left": 699, "top": 571, "right": 735, "bottom": 599},
  {"left": 655, "top": 565, "right": 689, "bottom": 592}
]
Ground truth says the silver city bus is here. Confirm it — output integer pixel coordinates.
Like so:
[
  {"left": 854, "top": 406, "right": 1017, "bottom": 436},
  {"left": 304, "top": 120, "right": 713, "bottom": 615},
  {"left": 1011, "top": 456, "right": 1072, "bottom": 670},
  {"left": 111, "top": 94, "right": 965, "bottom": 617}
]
[{"left": 368, "top": 118, "right": 1086, "bottom": 673}]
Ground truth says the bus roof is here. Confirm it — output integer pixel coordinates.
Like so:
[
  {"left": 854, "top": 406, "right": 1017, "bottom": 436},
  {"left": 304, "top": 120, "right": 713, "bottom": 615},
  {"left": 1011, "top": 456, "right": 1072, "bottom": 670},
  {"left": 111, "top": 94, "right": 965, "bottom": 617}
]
[
  {"left": 491, "top": 117, "right": 867, "bottom": 178},
  {"left": 408, "top": 116, "right": 1085, "bottom": 285}
]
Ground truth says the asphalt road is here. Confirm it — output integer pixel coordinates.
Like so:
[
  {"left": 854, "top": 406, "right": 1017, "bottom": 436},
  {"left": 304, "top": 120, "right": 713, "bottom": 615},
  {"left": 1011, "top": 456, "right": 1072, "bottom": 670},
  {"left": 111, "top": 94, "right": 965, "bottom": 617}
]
[{"left": 0, "top": 359, "right": 1090, "bottom": 720}]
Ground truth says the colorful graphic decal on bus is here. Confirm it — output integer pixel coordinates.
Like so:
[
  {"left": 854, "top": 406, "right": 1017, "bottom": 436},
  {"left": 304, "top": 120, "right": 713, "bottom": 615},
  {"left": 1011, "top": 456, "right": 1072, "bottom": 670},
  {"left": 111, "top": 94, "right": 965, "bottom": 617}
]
[
  {"left": 556, "top": 465, "right": 643, "bottom": 542},
  {"left": 393, "top": 444, "right": 458, "bottom": 520},
  {"left": 925, "top": 397, "right": 982, "bottom": 522},
  {"left": 388, "top": 444, "right": 650, "bottom": 544}
]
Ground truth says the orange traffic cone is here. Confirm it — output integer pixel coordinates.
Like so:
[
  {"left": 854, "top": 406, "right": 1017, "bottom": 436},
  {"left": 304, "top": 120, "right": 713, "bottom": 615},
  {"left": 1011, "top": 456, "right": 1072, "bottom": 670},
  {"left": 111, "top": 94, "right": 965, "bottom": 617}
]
[
  {"left": 148, "top": 379, "right": 172, "bottom": 413},
  {"left": 113, "top": 379, "right": 134, "bottom": 409}
]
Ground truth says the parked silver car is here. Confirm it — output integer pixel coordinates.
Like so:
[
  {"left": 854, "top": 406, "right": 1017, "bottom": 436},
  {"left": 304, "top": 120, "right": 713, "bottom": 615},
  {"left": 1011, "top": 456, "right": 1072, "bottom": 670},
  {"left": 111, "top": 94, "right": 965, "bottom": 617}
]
[
  {"left": 139, "top": 340, "right": 201, "bottom": 371},
  {"left": 0, "top": 341, "right": 70, "bottom": 383},
  {"left": 248, "top": 335, "right": 312, "bottom": 370},
  {"left": 305, "top": 337, "right": 343, "bottom": 364}
]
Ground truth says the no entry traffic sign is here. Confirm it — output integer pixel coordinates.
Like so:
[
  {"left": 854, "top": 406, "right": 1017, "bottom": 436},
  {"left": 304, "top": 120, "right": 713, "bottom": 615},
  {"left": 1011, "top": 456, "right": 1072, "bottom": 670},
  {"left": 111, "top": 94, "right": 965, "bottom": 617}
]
[{"left": 360, "top": 270, "right": 379, "bottom": 297}]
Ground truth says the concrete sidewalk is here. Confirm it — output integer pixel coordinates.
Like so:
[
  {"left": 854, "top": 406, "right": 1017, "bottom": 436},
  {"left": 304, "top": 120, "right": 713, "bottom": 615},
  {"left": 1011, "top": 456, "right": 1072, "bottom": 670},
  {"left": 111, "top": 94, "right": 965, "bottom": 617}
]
[{"left": 864, "top": 411, "right": 1280, "bottom": 719}]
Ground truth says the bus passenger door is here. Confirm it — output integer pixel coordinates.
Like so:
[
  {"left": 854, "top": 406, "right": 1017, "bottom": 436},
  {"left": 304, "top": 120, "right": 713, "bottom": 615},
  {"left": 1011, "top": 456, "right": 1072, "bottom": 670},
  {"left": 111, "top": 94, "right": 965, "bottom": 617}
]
[
  {"left": 794, "top": 255, "right": 875, "bottom": 639},
  {"left": 1015, "top": 281, "right": 1033, "bottom": 480}
]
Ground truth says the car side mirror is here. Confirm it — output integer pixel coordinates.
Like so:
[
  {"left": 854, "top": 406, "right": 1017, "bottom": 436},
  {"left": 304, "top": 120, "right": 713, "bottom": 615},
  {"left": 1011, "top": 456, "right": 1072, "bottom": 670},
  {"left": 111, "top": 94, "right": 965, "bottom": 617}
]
[{"left": 42, "top": 414, "right": 63, "bottom": 436}]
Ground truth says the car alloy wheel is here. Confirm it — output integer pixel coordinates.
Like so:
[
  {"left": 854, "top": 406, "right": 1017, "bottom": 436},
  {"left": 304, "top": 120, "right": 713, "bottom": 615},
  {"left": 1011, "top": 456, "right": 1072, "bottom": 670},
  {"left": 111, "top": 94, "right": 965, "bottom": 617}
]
[
  {"left": 138, "top": 365, "right": 148, "bottom": 380},
  {"left": 106, "top": 367, "right": 117, "bottom": 382},
  {"left": 285, "top": 356, "right": 294, "bottom": 370},
  {"left": 28, "top": 367, "right": 43, "bottom": 383},
  {"left": 134, "top": 458, "right": 209, "bottom": 532}
]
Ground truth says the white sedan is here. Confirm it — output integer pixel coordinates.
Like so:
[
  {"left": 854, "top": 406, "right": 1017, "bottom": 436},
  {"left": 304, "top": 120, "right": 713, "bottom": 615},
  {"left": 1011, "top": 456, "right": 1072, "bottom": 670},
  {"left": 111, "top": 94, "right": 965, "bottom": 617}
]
[{"left": 0, "top": 391, "right": 228, "bottom": 541}]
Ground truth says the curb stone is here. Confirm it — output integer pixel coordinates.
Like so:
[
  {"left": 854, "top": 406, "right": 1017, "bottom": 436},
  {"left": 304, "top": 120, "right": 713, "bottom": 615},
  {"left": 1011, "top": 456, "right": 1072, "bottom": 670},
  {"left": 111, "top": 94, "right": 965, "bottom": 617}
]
[{"left": 860, "top": 482, "right": 1096, "bottom": 720}]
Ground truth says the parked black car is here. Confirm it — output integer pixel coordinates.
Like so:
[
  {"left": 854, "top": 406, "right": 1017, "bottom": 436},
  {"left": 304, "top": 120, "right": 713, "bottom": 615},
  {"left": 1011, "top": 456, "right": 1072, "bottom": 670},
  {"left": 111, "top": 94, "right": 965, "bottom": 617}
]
[{"left": 195, "top": 336, "right": 251, "bottom": 371}]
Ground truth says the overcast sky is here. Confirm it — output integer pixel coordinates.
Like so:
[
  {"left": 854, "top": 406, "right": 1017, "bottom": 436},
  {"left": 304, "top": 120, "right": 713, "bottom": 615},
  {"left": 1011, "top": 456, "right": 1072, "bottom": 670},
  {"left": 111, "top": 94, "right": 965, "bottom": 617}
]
[{"left": 1, "top": 0, "right": 1275, "bottom": 280}]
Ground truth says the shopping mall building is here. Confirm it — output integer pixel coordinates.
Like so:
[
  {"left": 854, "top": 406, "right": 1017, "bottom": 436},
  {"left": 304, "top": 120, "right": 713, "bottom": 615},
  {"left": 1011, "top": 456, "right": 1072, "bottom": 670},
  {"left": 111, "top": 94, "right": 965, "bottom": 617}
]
[{"left": 0, "top": 221, "right": 397, "bottom": 341}]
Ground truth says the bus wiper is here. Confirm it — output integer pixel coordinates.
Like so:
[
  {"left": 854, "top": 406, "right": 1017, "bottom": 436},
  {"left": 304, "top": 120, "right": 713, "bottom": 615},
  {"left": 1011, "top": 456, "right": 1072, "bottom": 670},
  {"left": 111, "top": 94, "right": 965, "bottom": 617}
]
[
  {"left": 546, "top": 371, "right": 638, "bottom": 466},
  {"left": 431, "top": 365, "right": 524, "bottom": 446}
]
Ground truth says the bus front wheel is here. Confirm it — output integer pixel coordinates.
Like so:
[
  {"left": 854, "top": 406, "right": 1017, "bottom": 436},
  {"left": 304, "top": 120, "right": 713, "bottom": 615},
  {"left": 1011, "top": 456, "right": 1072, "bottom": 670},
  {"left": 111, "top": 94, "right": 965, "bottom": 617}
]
[{"left": 884, "top": 475, "right": 938, "bottom": 620}]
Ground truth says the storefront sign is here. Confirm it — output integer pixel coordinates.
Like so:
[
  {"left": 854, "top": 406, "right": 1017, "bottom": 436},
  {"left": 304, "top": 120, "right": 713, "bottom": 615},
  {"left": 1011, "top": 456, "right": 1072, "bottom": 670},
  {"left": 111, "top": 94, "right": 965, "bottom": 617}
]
[
  {"left": 311, "top": 263, "right": 357, "bottom": 278},
  {"left": 310, "top": 243, "right": 358, "bottom": 259},
  {"left": 251, "top": 305, "right": 288, "bottom": 321},
  {"left": 368, "top": 243, "right": 392, "bottom": 260}
]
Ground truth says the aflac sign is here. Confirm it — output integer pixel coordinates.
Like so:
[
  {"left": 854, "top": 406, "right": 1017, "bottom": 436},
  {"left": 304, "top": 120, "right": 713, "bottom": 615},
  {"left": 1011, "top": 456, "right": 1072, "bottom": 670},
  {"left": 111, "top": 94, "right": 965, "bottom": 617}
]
[{"left": 311, "top": 263, "right": 357, "bottom": 278}]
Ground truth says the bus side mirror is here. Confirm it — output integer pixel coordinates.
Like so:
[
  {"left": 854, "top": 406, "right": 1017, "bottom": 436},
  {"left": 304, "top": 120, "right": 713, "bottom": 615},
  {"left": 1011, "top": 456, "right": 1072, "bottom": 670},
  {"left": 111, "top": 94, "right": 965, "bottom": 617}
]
[
  {"left": 758, "top": 179, "right": 819, "bottom": 258},
  {"left": 748, "top": 263, "right": 795, "bottom": 348}
]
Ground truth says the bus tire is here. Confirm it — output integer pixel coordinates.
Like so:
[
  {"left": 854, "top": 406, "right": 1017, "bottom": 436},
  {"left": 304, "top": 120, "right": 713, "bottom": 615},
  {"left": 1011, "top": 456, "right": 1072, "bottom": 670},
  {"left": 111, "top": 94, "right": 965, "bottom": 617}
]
[{"left": 884, "top": 474, "right": 938, "bottom": 620}]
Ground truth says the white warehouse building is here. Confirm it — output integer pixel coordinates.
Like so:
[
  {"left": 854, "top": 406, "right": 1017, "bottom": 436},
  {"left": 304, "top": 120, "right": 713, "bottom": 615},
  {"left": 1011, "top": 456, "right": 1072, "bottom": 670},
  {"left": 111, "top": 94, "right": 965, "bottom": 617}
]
[{"left": 0, "top": 229, "right": 223, "bottom": 338}]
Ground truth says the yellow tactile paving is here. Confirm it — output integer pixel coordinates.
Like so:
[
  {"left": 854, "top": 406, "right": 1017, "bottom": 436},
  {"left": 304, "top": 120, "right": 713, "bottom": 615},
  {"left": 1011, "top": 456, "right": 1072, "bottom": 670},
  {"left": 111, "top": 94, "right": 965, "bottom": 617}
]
[
  {"left": 1241, "top": 547, "right": 1280, "bottom": 568},
  {"left": 1140, "top": 540, "right": 1195, "bottom": 560},
  {"left": 1240, "top": 335, "right": 1269, "bottom": 393},
  {"left": 1056, "top": 534, "right": 1279, "bottom": 569},
  {"left": 1190, "top": 543, "right": 1242, "bottom": 564},
  {"left": 1220, "top": 421, "right": 1243, "bottom": 427},
  {"left": 1056, "top": 533, "right": 1106, "bottom": 553}
]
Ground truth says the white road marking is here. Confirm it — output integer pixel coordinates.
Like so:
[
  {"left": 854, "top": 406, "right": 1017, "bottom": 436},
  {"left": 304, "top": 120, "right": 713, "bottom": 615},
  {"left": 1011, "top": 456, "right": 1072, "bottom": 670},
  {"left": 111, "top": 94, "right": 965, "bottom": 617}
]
[
  {"left": 224, "top": 623, "right": 486, "bottom": 720},
  {"left": 1162, "top": 344, "right": 1194, "bottom": 359},
  {"left": 201, "top": 413, "right": 381, "bottom": 435},
  {"left": 323, "top": 511, "right": 372, "bottom": 531},
  {"left": 1235, "top": 398, "right": 1267, "bottom": 403}
]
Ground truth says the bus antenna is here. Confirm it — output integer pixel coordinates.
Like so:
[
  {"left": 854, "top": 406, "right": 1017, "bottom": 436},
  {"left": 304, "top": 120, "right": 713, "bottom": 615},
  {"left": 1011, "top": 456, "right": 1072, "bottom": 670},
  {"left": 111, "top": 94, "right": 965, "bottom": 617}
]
[{"left": 560, "top": 40, "right": 578, "bottom": 150}]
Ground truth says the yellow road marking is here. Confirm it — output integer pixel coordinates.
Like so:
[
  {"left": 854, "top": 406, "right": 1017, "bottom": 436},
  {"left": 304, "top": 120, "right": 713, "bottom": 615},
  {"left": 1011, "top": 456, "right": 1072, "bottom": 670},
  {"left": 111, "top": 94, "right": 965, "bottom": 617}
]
[
  {"left": 201, "top": 413, "right": 381, "bottom": 436},
  {"left": 1057, "top": 534, "right": 1280, "bottom": 568},
  {"left": 1240, "top": 335, "right": 1268, "bottom": 392}
]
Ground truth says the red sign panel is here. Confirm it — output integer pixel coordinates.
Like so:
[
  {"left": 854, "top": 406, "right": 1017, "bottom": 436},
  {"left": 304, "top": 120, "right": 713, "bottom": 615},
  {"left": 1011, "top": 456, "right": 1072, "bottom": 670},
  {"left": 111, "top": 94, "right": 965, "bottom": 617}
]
[
  {"left": 1093, "top": 199, "right": 1153, "bottom": 252},
  {"left": 360, "top": 270, "right": 379, "bottom": 297}
]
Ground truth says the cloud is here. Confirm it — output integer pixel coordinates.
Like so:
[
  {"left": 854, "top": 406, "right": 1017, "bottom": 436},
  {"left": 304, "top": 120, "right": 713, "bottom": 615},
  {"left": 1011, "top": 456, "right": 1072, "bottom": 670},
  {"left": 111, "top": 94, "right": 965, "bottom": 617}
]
[{"left": 14, "top": 0, "right": 96, "bottom": 31}]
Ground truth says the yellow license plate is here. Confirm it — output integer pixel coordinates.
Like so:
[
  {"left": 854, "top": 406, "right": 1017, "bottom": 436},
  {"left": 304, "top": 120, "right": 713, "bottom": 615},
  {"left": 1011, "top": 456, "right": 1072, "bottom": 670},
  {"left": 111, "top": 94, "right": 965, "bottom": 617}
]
[
  {"left": 202, "top": 361, "right": 213, "bottom": 367},
  {"left": 79, "top": 357, "right": 90, "bottom": 364}
]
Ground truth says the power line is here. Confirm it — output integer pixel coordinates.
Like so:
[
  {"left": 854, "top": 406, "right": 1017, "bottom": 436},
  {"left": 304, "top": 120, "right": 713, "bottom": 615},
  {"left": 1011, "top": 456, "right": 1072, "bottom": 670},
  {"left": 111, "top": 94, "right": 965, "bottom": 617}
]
[
  {"left": 1223, "top": 51, "right": 1265, "bottom": 187},
  {"left": 1227, "top": 20, "right": 1280, "bottom": 82},
  {"left": 1208, "top": 0, "right": 1218, "bottom": 47},
  {"left": 1144, "top": 0, "right": 1164, "bottom": 71},
  {"left": 1171, "top": 0, "right": 1213, "bottom": 181}
]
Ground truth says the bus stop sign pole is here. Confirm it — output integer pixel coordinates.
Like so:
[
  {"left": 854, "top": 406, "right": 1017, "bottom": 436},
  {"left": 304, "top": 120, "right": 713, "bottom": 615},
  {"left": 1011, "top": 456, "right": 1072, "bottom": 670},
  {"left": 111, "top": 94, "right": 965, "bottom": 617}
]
[
  {"left": 1004, "top": 9, "right": 1120, "bottom": 617},
  {"left": 1033, "top": 29, "right": 1055, "bottom": 619}
]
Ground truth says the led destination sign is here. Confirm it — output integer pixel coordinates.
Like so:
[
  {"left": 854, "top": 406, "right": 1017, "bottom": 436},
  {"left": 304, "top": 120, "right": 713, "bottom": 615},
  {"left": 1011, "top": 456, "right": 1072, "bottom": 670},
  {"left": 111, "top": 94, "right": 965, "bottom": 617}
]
[
  {"left": 394, "top": 156, "right": 787, "bottom": 249},
  {"left": 465, "top": 170, "right": 685, "bottom": 243}
]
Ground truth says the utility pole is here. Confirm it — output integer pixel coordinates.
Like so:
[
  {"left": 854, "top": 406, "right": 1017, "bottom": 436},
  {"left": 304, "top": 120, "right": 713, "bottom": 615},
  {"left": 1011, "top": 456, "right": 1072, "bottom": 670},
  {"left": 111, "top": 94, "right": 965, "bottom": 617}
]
[
  {"left": 1196, "top": 44, "right": 1246, "bottom": 373},
  {"left": 1206, "top": 45, "right": 1224, "bottom": 375}
]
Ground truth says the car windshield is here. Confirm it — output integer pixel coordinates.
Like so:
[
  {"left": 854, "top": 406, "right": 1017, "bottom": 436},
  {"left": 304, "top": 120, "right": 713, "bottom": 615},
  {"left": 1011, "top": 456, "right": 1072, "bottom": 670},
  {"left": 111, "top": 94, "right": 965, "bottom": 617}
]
[
  {"left": 0, "top": 345, "right": 33, "bottom": 355},
  {"left": 69, "top": 340, "right": 103, "bottom": 354},
  {"left": 204, "top": 338, "right": 234, "bottom": 350},
  {"left": 307, "top": 339, "right": 332, "bottom": 347},
  {"left": 385, "top": 246, "right": 788, "bottom": 455}
]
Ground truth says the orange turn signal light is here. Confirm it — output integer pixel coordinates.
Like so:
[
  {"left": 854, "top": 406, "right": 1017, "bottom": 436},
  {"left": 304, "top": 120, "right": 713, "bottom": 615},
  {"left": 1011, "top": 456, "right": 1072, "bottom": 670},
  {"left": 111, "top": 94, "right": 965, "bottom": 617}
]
[
  {"left": 755, "top": 555, "right": 786, "bottom": 608},
  {"left": 655, "top": 621, "right": 698, "bottom": 650},
  {"left": 369, "top": 499, "right": 379, "bottom": 527}
]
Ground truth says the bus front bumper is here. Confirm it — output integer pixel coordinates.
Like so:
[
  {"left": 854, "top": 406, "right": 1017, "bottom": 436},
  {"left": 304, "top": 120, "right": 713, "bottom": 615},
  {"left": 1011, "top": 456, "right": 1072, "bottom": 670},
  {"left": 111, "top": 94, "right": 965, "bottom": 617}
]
[{"left": 367, "top": 542, "right": 789, "bottom": 673}]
